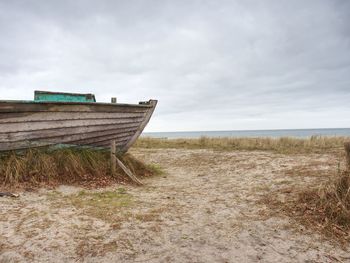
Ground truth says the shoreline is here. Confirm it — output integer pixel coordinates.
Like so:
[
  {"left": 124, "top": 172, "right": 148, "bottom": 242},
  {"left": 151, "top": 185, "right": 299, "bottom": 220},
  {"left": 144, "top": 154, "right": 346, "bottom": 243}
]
[
  {"left": 143, "top": 128, "right": 350, "bottom": 139},
  {"left": 135, "top": 136, "right": 349, "bottom": 154}
]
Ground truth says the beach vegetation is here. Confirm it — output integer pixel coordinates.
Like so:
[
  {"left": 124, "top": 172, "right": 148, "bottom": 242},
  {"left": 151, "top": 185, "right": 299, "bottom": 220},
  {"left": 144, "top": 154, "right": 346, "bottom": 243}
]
[
  {"left": 135, "top": 136, "right": 349, "bottom": 154},
  {"left": 261, "top": 142, "right": 350, "bottom": 243},
  {"left": 292, "top": 143, "right": 350, "bottom": 242},
  {"left": 0, "top": 147, "right": 159, "bottom": 189}
]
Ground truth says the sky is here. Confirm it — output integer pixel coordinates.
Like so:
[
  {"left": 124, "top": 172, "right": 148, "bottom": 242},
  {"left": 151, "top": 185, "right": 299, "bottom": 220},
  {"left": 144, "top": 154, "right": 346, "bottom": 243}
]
[{"left": 0, "top": 0, "right": 349, "bottom": 132}]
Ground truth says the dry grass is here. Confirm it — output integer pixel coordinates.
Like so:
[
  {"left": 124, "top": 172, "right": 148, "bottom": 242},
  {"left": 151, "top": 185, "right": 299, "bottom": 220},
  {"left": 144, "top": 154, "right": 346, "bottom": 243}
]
[
  {"left": 0, "top": 148, "right": 160, "bottom": 190},
  {"left": 277, "top": 169, "right": 350, "bottom": 244},
  {"left": 261, "top": 143, "right": 350, "bottom": 243},
  {"left": 292, "top": 142, "right": 350, "bottom": 242},
  {"left": 135, "top": 136, "right": 349, "bottom": 154}
]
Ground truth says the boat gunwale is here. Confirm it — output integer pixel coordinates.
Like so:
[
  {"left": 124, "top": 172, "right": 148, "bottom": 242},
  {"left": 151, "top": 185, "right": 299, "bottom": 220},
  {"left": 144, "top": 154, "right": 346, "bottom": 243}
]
[{"left": 0, "top": 100, "right": 154, "bottom": 108}]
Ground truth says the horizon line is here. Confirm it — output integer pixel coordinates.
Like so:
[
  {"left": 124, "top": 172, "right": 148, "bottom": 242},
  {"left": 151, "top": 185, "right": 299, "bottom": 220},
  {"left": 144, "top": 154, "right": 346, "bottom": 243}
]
[{"left": 144, "top": 127, "right": 350, "bottom": 133}]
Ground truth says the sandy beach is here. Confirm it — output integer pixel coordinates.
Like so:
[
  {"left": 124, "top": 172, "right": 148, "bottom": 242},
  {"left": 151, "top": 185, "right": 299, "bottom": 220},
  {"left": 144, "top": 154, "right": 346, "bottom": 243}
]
[{"left": 1, "top": 148, "right": 349, "bottom": 262}]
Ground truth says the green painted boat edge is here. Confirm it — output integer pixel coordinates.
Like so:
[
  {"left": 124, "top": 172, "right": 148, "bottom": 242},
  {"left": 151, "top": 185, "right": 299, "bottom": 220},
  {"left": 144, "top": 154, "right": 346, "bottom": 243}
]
[{"left": 34, "top": 90, "right": 96, "bottom": 103}]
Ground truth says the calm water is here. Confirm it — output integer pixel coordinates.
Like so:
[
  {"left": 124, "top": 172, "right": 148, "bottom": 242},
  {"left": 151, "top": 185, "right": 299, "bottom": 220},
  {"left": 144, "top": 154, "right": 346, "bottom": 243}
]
[{"left": 143, "top": 128, "right": 350, "bottom": 139}]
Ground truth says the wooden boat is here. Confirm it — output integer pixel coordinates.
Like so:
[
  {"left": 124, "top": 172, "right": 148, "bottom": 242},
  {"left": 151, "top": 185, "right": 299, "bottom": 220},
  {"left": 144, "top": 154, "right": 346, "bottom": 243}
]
[{"left": 0, "top": 91, "right": 157, "bottom": 152}]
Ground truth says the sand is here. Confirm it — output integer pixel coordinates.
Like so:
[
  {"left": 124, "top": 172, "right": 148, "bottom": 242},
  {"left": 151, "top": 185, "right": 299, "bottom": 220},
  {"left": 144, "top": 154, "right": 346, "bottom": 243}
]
[{"left": 1, "top": 148, "right": 349, "bottom": 262}]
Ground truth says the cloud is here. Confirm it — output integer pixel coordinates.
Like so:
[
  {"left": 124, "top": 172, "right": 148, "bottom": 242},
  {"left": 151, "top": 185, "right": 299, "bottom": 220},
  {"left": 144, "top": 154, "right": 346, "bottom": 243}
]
[{"left": 0, "top": 0, "right": 349, "bottom": 131}]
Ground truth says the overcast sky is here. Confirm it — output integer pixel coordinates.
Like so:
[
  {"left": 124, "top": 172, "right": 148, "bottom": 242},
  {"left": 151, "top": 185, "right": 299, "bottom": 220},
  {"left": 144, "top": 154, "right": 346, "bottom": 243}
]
[{"left": 0, "top": 0, "right": 349, "bottom": 132}]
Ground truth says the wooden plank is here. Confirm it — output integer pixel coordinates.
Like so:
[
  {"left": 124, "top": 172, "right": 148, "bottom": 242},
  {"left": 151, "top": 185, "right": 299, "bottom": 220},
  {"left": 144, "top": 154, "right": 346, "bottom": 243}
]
[
  {"left": 1, "top": 130, "right": 135, "bottom": 146},
  {"left": 0, "top": 123, "right": 140, "bottom": 142},
  {"left": 0, "top": 117, "right": 144, "bottom": 133},
  {"left": 77, "top": 137, "right": 130, "bottom": 147},
  {"left": 0, "top": 135, "right": 130, "bottom": 152},
  {"left": 111, "top": 140, "right": 116, "bottom": 175},
  {"left": 0, "top": 111, "right": 146, "bottom": 123},
  {"left": 116, "top": 157, "right": 143, "bottom": 185},
  {"left": 0, "top": 130, "right": 135, "bottom": 147},
  {"left": 0, "top": 140, "right": 61, "bottom": 151},
  {"left": 68, "top": 133, "right": 134, "bottom": 145}
]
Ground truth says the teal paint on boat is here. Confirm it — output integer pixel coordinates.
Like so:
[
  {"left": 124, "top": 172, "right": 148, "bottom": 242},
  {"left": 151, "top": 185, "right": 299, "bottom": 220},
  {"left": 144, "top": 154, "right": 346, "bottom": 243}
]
[{"left": 34, "top": 90, "right": 96, "bottom": 102}]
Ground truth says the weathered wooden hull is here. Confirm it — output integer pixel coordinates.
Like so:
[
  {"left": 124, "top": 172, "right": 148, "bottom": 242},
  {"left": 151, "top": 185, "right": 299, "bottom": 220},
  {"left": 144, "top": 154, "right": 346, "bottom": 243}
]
[{"left": 0, "top": 100, "right": 157, "bottom": 152}]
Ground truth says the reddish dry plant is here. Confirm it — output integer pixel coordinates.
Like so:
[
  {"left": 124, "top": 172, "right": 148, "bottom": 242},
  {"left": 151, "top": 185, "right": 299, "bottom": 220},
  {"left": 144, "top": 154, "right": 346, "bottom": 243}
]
[
  {"left": 259, "top": 142, "right": 350, "bottom": 243},
  {"left": 282, "top": 143, "right": 350, "bottom": 242}
]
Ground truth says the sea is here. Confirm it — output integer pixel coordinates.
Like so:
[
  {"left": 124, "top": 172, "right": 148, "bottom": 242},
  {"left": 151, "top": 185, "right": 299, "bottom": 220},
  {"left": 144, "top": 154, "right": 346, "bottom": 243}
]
[{"left": 143, "top": 128, "right": 350, "bottom": 139}]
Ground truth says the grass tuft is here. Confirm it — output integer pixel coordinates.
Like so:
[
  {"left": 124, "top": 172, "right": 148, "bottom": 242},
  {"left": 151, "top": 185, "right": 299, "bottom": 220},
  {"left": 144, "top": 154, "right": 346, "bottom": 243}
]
[
  {"left": 289, "top": 168, "right": 350, "bottom": 243},
  {"left": 145, "top": 163, "right": 164, "bottom": 176},
  {"left": 0, "top": 148, "right": 159, "bottom": 189},
  {"left": 299, "top": 143, "right": 350, "bottom": 239},
  {"left": 67, "top": 189, "right": 133, "bottom": 222}
]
